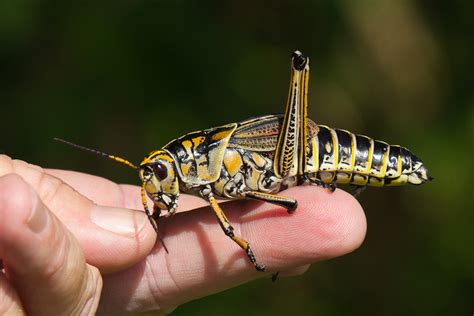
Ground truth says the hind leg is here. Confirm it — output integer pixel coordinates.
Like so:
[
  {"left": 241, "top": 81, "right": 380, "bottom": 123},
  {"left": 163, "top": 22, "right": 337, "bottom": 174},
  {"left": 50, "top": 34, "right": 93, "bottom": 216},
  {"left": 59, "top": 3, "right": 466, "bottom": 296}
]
[
  {"left": 274, "top": 51, "right": 309, "bottom": 179},
  {"left": 244, "top": 191, "right": 298, "bottom": 213}
]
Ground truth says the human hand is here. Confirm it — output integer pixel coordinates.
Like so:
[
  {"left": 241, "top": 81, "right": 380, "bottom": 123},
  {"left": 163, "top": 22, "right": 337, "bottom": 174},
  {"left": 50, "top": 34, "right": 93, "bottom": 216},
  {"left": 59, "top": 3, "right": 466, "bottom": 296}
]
[{"left": 0, "top": 155, "right": 366, "bottom": 315}]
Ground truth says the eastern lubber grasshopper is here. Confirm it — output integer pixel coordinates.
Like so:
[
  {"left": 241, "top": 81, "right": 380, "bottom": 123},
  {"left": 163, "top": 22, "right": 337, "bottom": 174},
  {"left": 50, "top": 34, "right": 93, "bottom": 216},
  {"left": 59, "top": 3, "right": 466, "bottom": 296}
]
[{"left": 56, "top": 51, "right": 432, "bottom": 272}]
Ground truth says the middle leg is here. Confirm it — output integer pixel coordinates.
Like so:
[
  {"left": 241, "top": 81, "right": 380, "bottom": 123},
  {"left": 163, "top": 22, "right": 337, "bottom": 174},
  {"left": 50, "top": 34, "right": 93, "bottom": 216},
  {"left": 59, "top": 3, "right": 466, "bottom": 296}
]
[
  {"left": 201, "top": 186, "right": 266, "bottom": 272},
  {"left": 302, "top": 173, "right": 337, "bottom": 192}
]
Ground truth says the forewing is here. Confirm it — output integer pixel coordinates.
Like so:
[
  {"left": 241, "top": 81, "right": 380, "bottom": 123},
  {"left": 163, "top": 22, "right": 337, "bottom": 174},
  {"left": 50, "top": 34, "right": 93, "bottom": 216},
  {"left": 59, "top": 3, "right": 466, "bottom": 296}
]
[
  {"left": 228, "top": 115, "right": 282, "bottom": 152},
  {"left": 228, "top": 115, "right": 317, "bottom": 153}
]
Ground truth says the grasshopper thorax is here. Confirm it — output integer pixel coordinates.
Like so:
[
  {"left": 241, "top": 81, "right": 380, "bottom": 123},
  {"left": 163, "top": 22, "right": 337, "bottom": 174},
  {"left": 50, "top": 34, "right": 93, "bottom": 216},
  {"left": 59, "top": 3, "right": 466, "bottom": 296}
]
[{"left": 140, "top": 150, "right": 180, "bottom": 213}]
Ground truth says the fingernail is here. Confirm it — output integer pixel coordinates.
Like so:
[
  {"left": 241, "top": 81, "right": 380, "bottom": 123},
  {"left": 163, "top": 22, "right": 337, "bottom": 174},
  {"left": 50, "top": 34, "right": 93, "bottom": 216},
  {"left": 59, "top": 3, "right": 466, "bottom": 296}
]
[
  {"left": 27, "top": 192, "right": 49, "bottom": 233},
  {"left": 91, "top": 206, "right": 147, "bottom": 237}
]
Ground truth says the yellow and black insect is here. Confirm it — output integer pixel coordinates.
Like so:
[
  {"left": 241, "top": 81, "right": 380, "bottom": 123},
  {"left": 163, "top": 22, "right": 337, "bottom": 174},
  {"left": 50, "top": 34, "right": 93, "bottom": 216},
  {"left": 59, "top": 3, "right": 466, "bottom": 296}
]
[{"left": 56, "top": 51, "right": 432, "bottom": 272}]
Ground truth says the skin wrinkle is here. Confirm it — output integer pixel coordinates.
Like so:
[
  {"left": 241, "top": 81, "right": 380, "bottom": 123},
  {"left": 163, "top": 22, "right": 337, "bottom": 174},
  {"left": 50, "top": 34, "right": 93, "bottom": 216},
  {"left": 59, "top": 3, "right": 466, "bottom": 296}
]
[
  {"left": 1, "top": 300, "right": 24, "bottom": 315},
  {"left": 87, "top": 177, "right": 123, "bottom": 209},
  {"left": 118, "top": 184, "right": 142, "bottom": 210},
  {"left": 238, "top": 200, "right": 291, "bottom": 266},
  {"left": 228, "top": 209, "right": 251, "bottom": 269},
  {"left": 69, "top": 270, "right": 88, "bottom": 315},
  {"left": 14, "top": 160, "right": 79, "bottom": 221},
  {"left": 117, "top": 183, "right": 130, "bottom": 210},
  {"left": 25, "top": 220, "right": 72, "bottom": 310},
  {"left": 342, "top": 221, "right": 365, "bottom": 254},
  {"left": 68, "top": 268, "right": 89, "bottom": 316},
  {"left": 329, "top": 214, "right": 355, "bottom": 255},
  {"left": 36, "top": 173, "right": 63, "bottom": 221},
  {"left": 315, "top": 192, "right": 365, "bottom": 258},
  {"left": 41, "top": 228, "right": 70, "bottom": 289},
  {"left": 164, "top": 244, "right": 183, "bottom": 295},
  {"left": 46, "top": 170, "right": 117, "bottom": 208},
  {"left": 88, "top": 268, "right": 103, "bottom": 315},
  {"left": 12, "top": 159, "right": 44, "bottom": 192},
  {"left": 144, "top": 259, "right": 163, "bottom": 313},
  {"left": 115, "top": 183, "right": 154, "bottom": 245},
  {"left": 62, "top": 263, "right": 100, "bottom": 316},
  {"left": 6, "top": 201, "right": 60, "bottom": 280},
  {"left": 75, "top": 266, "right": 101, "bottom": 316},
  {"left": 0, "top": 155, "right": 14, "bottom": 176},
  {"left": 14, "top": 159, "right": 43, "bottom": 173}
]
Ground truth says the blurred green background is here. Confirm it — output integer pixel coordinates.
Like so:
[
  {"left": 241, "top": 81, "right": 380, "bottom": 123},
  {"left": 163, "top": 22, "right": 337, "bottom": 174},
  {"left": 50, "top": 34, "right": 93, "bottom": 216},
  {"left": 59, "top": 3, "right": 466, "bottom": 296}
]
[{"left": 1, "top": 0, "right": 472, "bottom": 315}]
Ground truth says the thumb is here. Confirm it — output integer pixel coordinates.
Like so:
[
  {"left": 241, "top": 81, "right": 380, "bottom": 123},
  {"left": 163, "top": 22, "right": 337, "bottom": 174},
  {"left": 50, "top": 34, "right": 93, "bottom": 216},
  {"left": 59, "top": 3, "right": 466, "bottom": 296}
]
[{"left": 0, "top": 174, "right": 102, "bottom": 315}]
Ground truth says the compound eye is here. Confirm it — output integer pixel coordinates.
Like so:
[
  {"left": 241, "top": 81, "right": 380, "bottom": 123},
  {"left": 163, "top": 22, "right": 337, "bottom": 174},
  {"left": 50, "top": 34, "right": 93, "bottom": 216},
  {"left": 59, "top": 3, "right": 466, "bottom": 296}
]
[{"left": 153, "top": 162, "right": 168, "bottom": 180}]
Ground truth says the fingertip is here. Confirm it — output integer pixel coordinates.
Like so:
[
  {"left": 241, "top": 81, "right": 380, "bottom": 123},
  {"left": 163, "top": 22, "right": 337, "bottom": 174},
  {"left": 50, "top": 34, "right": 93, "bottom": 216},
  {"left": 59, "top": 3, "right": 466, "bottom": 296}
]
[
  {"left": 86, "top": 206, "right": 157, "bottom": 273},
  {"left": 0, "top": 173, "right": 34, "bottom": 215},
  {"left": 0, "top": 174, "right": 38, "bottom": 246},
  {"left": 256, "top": 186, "right": 367, "bottom": 263},
  {"left": 324, "top": 188, "right": 367, "bottom": 256},
  {"left": 300, "top": 186, "right": 366, "bottom": 255}
]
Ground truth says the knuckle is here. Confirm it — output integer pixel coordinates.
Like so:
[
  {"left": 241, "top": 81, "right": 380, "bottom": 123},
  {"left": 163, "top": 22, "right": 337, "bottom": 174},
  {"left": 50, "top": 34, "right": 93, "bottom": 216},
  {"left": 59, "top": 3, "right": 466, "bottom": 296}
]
[{"left": 69, "top": 265, "right": 102, "bottom": 316}]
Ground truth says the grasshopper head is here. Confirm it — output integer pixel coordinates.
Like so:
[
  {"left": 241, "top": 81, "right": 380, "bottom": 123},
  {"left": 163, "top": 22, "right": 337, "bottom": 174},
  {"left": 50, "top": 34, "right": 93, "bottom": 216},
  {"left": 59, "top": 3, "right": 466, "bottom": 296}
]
[
  {"left": 140, "top": 150, "right": 180, "bottom": 214},
  {"left": 53, "top": 138, "right": 181, "bottom": 217}
]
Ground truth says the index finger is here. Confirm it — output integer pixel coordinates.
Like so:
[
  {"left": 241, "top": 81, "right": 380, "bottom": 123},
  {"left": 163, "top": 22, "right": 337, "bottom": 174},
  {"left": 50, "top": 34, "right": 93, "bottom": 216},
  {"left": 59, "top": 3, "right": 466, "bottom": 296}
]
[{"left": 99, "top": 186, "right": 367, "bottom": 314}]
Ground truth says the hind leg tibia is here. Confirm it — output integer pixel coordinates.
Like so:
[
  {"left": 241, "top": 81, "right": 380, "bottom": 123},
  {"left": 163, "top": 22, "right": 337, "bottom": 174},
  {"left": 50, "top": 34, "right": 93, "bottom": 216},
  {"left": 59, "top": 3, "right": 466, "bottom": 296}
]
[{"left": 244, "top": 191, "right": 298, "bottom": 213}]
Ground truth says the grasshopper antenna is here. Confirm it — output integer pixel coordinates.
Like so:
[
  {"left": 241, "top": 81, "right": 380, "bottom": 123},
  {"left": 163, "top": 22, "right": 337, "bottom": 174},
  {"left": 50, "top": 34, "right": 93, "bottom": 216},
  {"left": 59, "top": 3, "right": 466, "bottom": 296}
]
[
  {"left": 54, "top": 137, "right": 139, "bottom": 170},
  {"left": 55, "top": 137, "right": 169, "bottom": 251}
]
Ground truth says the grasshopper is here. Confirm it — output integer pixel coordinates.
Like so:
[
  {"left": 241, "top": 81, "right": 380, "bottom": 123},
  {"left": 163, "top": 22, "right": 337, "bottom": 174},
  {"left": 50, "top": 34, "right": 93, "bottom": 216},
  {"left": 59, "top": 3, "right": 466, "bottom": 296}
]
[{"left": 56, "top": 51, "right": 431, "bottom": 272}]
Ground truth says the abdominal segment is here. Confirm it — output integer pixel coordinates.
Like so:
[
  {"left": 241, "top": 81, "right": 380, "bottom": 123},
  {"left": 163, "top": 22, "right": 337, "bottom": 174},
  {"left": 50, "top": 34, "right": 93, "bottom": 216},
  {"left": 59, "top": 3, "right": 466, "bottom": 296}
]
[{"left": 305, "top": 125, "right": 417, "bottom": 187}]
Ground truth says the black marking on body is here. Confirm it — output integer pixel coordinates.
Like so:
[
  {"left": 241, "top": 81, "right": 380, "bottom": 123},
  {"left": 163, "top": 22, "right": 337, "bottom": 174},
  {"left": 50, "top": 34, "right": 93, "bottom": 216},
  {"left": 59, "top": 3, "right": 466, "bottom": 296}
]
[
  {"left": 350, "top": 174, "right": 368, "bottom": 185},
  {"left": 354, "top": 135, "right": 371, "bottom": 171},
  {"left": 400, "top": 147, "right": 412, "bottom": 173},
  {"left": 318, "top": 126, "right": 334, "bottom": 170},
  {"left": 370, "top": 141, "right": 388, "bottom": 176},
  {"left": 385, "top": 145, "right": 401, "bottom": 178},
  {"left": 335, "top": 129, "right": 353, "bottom": 171}
]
